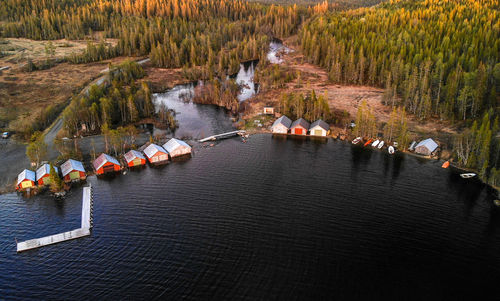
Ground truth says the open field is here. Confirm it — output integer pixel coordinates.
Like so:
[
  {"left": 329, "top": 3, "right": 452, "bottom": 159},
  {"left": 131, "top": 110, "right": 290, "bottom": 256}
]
[
  {"left": 0, "top": 37, "right": 118, "bottom": 69},
  {"left": 0, "top": 52, "right": 134, "bottom": 135}
]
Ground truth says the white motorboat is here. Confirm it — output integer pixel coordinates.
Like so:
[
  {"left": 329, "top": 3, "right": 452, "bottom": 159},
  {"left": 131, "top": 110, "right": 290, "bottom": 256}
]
[
  {"left": 388, "top": 146, "right": 395, "bottom": 154},
  {"left": 372, "top": 139, "right": 380, "bottom": 147},
  {"left": 377, "top": 141, "right": 384, "bottom": 149},
  {"left": 460, "top": 173, "right": 476, "bottom": 179},
  {"left": 352, "top": 137, "right": 362, "bottom": 144}
]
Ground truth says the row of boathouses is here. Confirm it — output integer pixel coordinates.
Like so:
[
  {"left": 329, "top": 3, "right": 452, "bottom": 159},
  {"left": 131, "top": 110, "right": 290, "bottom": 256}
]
[
  {"left": 16, "top": 138, "right": 192, "bottom": 191},
  {"left": 271, "top": 116, "right": 330, "bottom": 137}
]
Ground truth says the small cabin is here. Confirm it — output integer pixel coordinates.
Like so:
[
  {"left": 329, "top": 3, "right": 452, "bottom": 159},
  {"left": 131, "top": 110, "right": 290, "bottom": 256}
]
[
  {"left": 163, "top": 138, "right": 192, "bottom": 158},
  {"left": 271, "top": 115, "right": 292, "bottom": 134},
  {"left": 17, "top": 169, "right": 36, "bottom": 190},
  {"left": 415, "top": 138, "right": 438, "bottom": 156},
  {"left": 143, "top": 143, "right": 169, "bottom": 164},
  {"left": 61, "top": 159, "right": 86, "bottom": 183},
  {"left": 290, "top": 118, "right": 310, "bottom": 136},
  {"left": 93, "top": 153, "right": 121, "bottom": 175},
  {"left": 36, "top": 164, "right": 59, "bottom": 186},
  {"left": 309, "top": 119, "right": 330, "bottom": 137},
  {"left": 263, "top": 107, "right": 275, "bottom": 115},
  {"left": 124, "top": 150, "right": 146, "bottom": 167}
]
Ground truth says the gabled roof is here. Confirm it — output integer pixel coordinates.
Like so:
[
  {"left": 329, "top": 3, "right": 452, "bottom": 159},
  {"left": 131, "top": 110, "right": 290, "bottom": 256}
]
[
  {"left": 93, "top": 153, "right": 120, "bottom": 170},
  {"left": 61, "top": 159, "right": 85, "bottom": 177},
  {"left": 143, "top": 143, "right": 168, "bottom": 159},
  {"left": 163, "top": 138, "right": 191, "bottom": 153},
  {"left": 272, "top": 115, "right": 292, "bottom": 129},
  {"left": 310, "top": 119, "right": 329, "bottom": 131},
  {"left": 36, "top": 164, "right": 58, "bottom": 180},
  {"left": 124, "top": 150, "right": 146, "bottom": 163},
  {"left": 290, "top": 118, "right": 310, "bottom": 129},
  {"left": 416, "top": 138, "right": 438, "bottom": 152},
  {"left": 17, "top": 169, "right": 36, "bottom": 185}
]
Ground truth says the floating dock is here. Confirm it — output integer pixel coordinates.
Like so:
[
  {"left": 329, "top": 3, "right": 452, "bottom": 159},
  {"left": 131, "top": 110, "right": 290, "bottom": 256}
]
[
  {"left": 17, "top": 186, "right": 94, "bottom": 253},
  {"left": 199, "top": 130, "right": 246, "bottom": 142}
]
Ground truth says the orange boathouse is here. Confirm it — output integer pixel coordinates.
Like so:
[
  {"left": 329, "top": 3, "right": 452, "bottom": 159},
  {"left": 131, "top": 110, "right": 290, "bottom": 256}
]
[
  {"left": 93, "top": 153, "right": 121, "bottom": 175},
  {"left": 36, "top": 163, "right": 59, "bottom": 186},
  {"left": 143, "top": 143, "right": 169, "bottom": 164},
  {"left": 16, "top": 169, "right": 36, "bottom": 190},
  {"left": 290, "top": 118, "right": 310, "bottom": 136},
  {"left": 61, "top": 159, "right": 86, "bottom": 183},
  {"left": 124, "top": 150, "right": 147, "bottom": 167}
]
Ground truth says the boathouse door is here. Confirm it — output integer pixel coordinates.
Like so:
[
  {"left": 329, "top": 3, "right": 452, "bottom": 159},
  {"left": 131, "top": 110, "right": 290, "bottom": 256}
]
[
  {"left": 314, "top": 129, "right": 322, "bottom": 136},
  {"left": 295, "top": 128, "right": 303, "bottom": 135},
  {"left": 103, "top": 165, "right": 114, "bottom": 173}
]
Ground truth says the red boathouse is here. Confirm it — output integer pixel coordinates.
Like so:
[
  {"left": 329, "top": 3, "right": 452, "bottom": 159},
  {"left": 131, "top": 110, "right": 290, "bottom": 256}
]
[{"left": 93, "top": 153, "right": 121, "bottom": 175}]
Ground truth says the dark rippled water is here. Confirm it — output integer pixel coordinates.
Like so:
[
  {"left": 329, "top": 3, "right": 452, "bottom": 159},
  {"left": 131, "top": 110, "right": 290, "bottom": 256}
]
[{"left": 1, "top": 134, "right": 500, "bottom": 300}]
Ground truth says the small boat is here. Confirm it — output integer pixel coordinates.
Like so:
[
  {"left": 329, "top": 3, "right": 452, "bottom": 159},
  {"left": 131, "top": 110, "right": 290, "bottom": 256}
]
[
  {"left": 460, "top": 173, "right": 476, "bottom": 179},
  {"left": 352, "top": 137, "right": 362, "bottom": 144},
  {"left": 377, "top": 141, "right": 384, "bottom": 149},
  {"left": 372, "top": 139, "right": 380, "bottom": 147},
  {"left": 442, "top": 161, "right": 450, "bottom": 169},
  {"left": 364, "top": 139, "right": 373, "bottom": 147},
  {"left": 388, "top": 146, "right": 395, "bottom": 154}
]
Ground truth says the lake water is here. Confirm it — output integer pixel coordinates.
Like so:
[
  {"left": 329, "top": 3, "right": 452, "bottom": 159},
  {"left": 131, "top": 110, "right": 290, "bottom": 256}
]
[{"left": 1, "top": 132, "right": 500, "bottom": 300}]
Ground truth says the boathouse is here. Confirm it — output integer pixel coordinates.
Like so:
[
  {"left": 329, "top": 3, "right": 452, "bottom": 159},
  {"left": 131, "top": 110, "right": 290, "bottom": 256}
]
[
  {"left": 17, "top": 169, "right": 36, "bottom": 190},
  {"left": 61, "top": 159, "right": 86, "bottom": 183},
  {"left": 143, "top": 143, "right": 169, "bottom": 164},
  {"left": 36, "top": 164, "right": 58, "bottom": 186},
  {"left": 290, "top": 118, "right": 310, "bottom": 135},
  {"left": 309, "top": 119, "right": 330, "bottom": 137},
  {"left": 124, "top": 150, "right": 146, "bottom": 167},
  {"left": 93, "top": 153, "right": 121, "bottom": 175},
  {"left": 415, "top": 138, "right": 438, "bottom": 156},
  {"left": 271, "top": 115, "right": 292, "bottom": 134},
  {"left": 163, "top": 138, "right": 192, "bottom": 158}
]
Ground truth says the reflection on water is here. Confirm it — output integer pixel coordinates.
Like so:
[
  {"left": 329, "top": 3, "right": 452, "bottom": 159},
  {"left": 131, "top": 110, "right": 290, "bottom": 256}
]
[
  {"left": 234, "top": 60, "right": 259, "bottom": 102},
  {"left": 267, "top": 41, "right": 292, "bottom": 64},
  {"left": 1, "top": 135, "right": 500, "bottom": 299},
  {"left": 153, "top": 85, "right": 234, "bottom": 140}
]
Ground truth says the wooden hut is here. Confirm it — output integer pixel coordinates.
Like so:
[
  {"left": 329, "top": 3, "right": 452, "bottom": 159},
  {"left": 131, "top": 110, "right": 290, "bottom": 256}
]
[
  {"left": 36, "top": 164, "right": 59, "bottom": 186},
  {"left": 309, "top": 119, "right": 330, "bottom": 137},
  {"left": 124, "top": 150, "right": 146, "bottom": 167},
  {"left": 415, "top": 138, "right": 438, "bottom": 156},
  {"left": 143, "top": 143, "right": 169, "bottom": 164},
  {"left": 271, "top": 116, "right": 292, "bottom": 134},
  {"left": 290, "top": 118, "right": 310, "bottom": 136},
  {"left": 163, "top": 138, "right": 192, "bottom": 158},
  {"left": 16, "top": 169, "right": 36, "bottom": 190},
  {"left": 263, "top": 107, "right": 275, "bottom": 115},
  {"left": 93, "top": 153, "right": 121, "bottom": 175},
  {"left": 61, "top": 159, "right": 86, "bottom": 183}
]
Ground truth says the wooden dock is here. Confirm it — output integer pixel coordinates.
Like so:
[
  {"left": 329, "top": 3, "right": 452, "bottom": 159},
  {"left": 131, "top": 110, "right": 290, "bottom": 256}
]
[
  {"left": 17, "top": 186, "right": 94, "bottom": 253},
  {"left": 199, "top": 130, "right": 246, "bottom": 142}
]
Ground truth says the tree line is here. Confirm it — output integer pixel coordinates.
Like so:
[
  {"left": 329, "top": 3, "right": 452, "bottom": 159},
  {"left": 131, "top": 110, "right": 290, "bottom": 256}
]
[
  {"left": 299, "top": 0, "right": 499, "bottom": 122},
  {"left": 0, "top": 0, "right": 307, "bottom": 74},
  {"left": 61, "top": 60, "right": 175, "bottom": 137},
  {"left": 299, "top": 0, "right": 499, "bottom": 186}
]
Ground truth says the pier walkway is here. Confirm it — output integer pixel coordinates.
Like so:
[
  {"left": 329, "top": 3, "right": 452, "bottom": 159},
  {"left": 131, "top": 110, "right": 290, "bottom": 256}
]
[
  {"left": 199, "top": 130, "right": 246, "bottom": 142},
  {"left": 17, "top": 186, "right": 94, "bottom": 252}
]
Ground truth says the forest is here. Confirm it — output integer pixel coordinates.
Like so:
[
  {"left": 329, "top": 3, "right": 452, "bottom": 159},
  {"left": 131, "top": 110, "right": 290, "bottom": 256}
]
[
  {"left": 299, "top": 0, "right": 499, "bottom": 185},
  {"left": 0, "top": 0, "right": 499, "bottom": 185},
  {"left": 0, "top": 0, "right": 307, "bottom": 78}
]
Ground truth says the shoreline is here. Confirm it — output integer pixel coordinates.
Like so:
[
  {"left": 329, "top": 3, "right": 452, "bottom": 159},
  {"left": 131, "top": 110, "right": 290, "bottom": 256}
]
[{"left": 2, "top": 131, "right": 499, "bottom": 196}]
